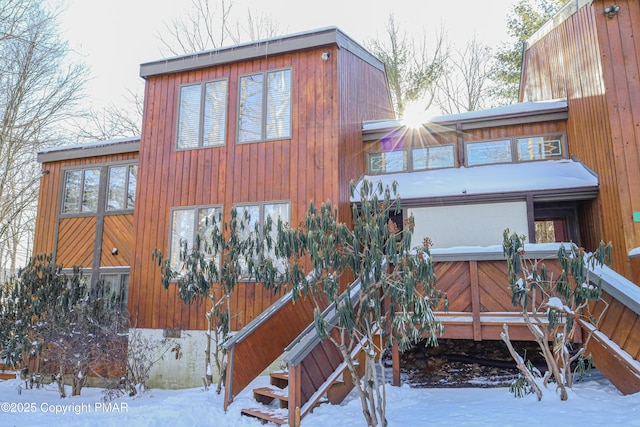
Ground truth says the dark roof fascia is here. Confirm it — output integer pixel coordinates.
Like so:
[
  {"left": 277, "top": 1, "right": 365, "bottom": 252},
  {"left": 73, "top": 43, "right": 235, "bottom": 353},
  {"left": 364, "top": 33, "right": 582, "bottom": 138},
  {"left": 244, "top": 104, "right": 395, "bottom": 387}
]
[
  {"left": 351, "top": 186, "right": 599, "bottom": 209},
  {"left": 37, "top": 137, "right": 140, "bottom": 164},
  {"left": 527, "top": 0, "right": 593, "bottom": 48},
  {"left": 140, "top": 27, "right": 384, "bottom": 79},
  {"left": 362, "top": 104, "right": 568, "bottom": 142}
]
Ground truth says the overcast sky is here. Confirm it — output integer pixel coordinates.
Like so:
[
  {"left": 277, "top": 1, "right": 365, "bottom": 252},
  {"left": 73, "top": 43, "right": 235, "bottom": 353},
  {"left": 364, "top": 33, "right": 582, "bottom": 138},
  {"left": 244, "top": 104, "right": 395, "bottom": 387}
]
[{"left": 56, "top": 0, "right": 518, "bottom": 110}]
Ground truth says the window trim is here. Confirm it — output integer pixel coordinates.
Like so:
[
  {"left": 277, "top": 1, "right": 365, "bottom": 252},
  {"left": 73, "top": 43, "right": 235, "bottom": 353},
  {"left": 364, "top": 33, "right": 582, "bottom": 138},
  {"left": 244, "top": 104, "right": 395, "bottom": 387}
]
[
  {"left": 236, "top": 68, "right": 293, "bottom": 144},
  {"left": 106, "top": 162, "right": 138, "bottom": 213},
  {"left": 464, "top": 133, "right": 567, "bottom": 167},
  {"left": 175, "top": 78, "right": 229, "bottom": 151},
  {"left": 465, "top": 139, "right": 513, "bottom": 167},
  {"left": 60, "top": 167, "right": 102, "bottom": 215},
  {"left": 98, "top": 269, "right": 130, "bottom": 313},
  {"left": 168, "top": 204, "right": 223, "bottom": 271},
  {"left": 366, "top": 144, "right": 457, "bottom": 175},
  {"left": 233, "top": 200, "right": 291, "bottom": 279},
  {"left": 516, "top": 134, "right": 564, "bottom": 162}
]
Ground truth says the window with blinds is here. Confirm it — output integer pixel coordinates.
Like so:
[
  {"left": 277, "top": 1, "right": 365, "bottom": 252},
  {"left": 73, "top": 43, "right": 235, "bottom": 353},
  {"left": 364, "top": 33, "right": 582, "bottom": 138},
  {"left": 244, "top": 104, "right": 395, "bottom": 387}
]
[
  {"left": 177, "top": 79, "right": 227, "bottom": 149},
  {"left": 238, "top": 69, "right": 292, "bottom": 143}
]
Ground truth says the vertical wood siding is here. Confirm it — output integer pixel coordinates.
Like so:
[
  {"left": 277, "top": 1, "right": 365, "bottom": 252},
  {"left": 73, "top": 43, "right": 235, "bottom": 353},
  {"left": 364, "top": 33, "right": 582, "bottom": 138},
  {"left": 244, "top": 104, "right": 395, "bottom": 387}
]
[
  {"left": 131, "top": 46, "right": 392, "bottom": 330},
  {"left": 521, "top": 0, "right": 640, "bottom": 277}
]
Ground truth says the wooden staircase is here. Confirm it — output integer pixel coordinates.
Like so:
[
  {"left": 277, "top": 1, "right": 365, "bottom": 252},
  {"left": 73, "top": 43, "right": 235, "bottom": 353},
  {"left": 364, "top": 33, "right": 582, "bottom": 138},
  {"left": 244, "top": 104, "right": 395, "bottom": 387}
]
[
  {"left": 240, "top": 371, "right": 290, "bottom": 425},
  {"left": 240, "top": 335, "right": 375, "bottom": 426},
  {"left": 239, "top": 282, "right": 384, "bottom": 425}
]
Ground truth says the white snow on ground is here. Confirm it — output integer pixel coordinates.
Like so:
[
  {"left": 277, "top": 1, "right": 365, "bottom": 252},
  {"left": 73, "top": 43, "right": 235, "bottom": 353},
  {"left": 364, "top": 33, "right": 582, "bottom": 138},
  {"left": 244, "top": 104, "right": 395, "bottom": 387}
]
[{"left": 2, "top": 371, "right": 640, "bottom": 427}]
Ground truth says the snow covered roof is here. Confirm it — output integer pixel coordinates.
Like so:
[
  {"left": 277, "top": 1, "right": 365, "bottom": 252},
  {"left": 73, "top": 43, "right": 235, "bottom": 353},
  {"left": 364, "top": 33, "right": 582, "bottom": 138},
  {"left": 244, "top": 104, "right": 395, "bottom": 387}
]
[
  {"left": 362, "top": 100, "right": 568, "bottom": 140},
  {"left": 37, "top": 136, "right": 140, "bottom": 163},
  {"left": 350, "top": 159, "right": 598, "bottom": 204}
]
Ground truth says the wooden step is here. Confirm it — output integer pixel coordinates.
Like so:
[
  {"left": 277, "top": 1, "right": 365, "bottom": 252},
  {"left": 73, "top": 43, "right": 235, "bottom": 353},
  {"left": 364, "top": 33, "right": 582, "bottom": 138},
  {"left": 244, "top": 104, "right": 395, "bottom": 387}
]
[
  {"left": 269, "top": 371, "right": 288, "bottom": 389},
  {"left": 0, "top": 371, "right": 17, "bottom": 381},
  {"left": 253, "top": 386, "right": 289, "bottom": 408},
  {"left": 241, "top": 407, "right": 288, "bottom": 425}
]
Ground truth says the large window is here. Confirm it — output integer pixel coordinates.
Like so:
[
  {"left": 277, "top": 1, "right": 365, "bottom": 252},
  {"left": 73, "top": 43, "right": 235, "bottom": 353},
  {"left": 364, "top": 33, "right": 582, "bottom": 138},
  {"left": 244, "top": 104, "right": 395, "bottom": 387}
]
[
  {"left": 99, "top": 272, "right": 130, "bottom": 313},
  {"left": 107, "top": 164, "right": 137, "bottom": 211},
  {"left": 238, "top": 69, "right": 292, "bottom": 143},
  {"left": 62, "top": 168, "right": 101, "bottom": 213},
  {"left": 177, "top": 79, "right": 228, "bottom": 149},
  {"left": 169, "top": 206, "right": 222, "bottom": 271},
  {"left": 235, "top": 201, "right": 290, "bottom": 276}
]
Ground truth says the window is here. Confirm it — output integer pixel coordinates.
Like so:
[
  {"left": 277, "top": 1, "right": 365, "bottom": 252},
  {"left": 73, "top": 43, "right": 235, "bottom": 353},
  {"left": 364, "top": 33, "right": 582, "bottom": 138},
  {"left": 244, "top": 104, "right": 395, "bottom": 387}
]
[
  {"left": 465, "top": 140, "right": 512, "bottom": 166},
  {"left": 99, "top": 272, "right": 129, "bottom": 313},
  {"left": 238, "top": 69, "right": 292, "bottom": 143},
  {"left": 107, "top": 164, "right": 137, "bottom": 211},
  {"left": 235, "top": 201, "right": 290, "bottom": 276},
  {"left": 412, "top": 145, "right": 455, "bottom": 170},
  {"left": 517, "top": 135, "right": 563, "bottom": 161},
  {"left": 169, "top": 206, "right": 222, "bottom": 271},
  {"left": 62, "top": 168, "right": 101, "bottom": 213},
  {"left": 177, "top": 79, "right": 228, "bottom": 149},
  {"left": 368, "top": 151, "right": 407, "bottom": 174}
]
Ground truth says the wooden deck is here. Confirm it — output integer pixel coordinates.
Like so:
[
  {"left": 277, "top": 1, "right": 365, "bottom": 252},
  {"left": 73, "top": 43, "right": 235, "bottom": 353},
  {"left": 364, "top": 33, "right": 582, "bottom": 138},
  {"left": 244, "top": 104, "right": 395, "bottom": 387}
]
[{"left": 224, "top": 245, "right": 640, "bottom": 426}]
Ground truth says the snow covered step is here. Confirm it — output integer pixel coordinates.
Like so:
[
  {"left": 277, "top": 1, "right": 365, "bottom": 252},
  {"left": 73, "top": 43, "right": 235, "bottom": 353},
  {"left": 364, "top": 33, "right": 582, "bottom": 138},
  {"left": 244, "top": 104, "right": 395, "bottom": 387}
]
[
  {"left": 241, "top": 407, "right": 288, "bottom": 425},
  {"left": 253, "top": 386, "right": 289, "bottom": 408},
  {"left": 269, "top": 371, "right": 289, "bottom": 389}
]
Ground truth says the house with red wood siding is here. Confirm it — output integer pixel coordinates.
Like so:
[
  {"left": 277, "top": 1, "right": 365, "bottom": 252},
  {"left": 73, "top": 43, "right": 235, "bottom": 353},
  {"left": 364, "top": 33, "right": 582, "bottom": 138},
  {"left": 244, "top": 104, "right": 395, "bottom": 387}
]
[{"left": 32, "top": 2, "right": 640, "bottom": 424}]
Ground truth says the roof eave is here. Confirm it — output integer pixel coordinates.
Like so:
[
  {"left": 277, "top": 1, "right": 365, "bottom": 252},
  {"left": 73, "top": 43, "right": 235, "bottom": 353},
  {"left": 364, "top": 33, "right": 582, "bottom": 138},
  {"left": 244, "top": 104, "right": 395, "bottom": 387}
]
[
  {"left": 140, "top": 27, "right": 384, "bottom": 78},
  {"left": 362, "top": 103, "right": 569, "bottom": 142},
  {"left": 37, "top": 138, "right": 140, "bottom": 163}
]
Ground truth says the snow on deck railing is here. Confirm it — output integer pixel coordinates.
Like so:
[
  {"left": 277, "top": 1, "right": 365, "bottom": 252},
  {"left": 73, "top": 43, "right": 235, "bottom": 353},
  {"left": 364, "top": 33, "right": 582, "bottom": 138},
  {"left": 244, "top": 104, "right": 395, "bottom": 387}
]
[
  {"left": 283, "top": 278, "right": 362, "bottom": 367},
  {"left": 429, "top": 243, "right": 561, "bottom": 262},
  {"left": 589, "top": 262, "right": 640, "bottom": 316}
]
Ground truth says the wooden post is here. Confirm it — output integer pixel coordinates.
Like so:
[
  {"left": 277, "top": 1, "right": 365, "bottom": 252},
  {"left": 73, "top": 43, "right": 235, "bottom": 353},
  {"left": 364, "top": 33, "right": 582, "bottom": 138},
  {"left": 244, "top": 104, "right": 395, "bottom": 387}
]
[
  {"left": 470, "top": 260, "right": 482, "bottom": 341},
  {"left": 392, "top": 339, "right": 400, "bottom": 386},
  {"left": 223, "top": 345, "right": 235, "bottom": 411},
  {"left": 288, "top": 364, "right": 302, "bottom": 427}
]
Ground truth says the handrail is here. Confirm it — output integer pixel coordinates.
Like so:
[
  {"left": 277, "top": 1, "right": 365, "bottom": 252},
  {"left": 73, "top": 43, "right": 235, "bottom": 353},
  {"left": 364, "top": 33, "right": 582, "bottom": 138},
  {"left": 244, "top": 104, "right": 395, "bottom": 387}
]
[
  {"left": 588, "top": 262, "right": 640, "bottom": 316},
  {"left": 284, "top": 279, "right": 362, "bottom": 366},
  {"left": 223, "top": 290, "right": 294, "bottom": 350},
  {"left": 224, "top": 271, "right": 319, "bottom": 350}
]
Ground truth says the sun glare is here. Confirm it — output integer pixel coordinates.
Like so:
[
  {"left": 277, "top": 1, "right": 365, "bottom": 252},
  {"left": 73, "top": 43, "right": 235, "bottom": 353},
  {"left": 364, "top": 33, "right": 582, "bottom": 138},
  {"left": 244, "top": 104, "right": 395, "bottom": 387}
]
[{"left": 402, "top": 101, "right": 428, "bottom": 129}]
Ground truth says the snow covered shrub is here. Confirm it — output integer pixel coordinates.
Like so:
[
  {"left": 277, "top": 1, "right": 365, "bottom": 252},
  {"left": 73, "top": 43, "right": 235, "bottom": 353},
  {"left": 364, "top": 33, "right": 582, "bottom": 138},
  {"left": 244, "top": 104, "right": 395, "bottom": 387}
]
[
  {"left": 265, "top": 179, "right": 447, "bottom": 427},
  {"left": 0, "top": 254, "right": 128, "bottom": 397},
  {"left": 501, "top": 230, "right": 611, "bottom": 400},
  {"left": 154, "top": 207, "right": 265, "bottom": 394}
]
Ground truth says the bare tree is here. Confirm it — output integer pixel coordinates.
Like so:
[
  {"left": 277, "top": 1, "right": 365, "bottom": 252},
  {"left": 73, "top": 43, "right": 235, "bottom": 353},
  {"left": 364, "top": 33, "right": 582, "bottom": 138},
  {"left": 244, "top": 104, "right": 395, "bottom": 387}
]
[
  {"left": 158, "top": 0, "right": 284, "bottom": 57},
  {"left": 72, "top": 89, "right": 143, "bottom": 142},
  {"left": 0, "top": 0, "right": 88, "bottom": 272},
  {"left": 366, "top": 14, "right": 448, "bottom": 119},
  {"left": 435, "top": 35, "right": 496, "bottom": 114}
]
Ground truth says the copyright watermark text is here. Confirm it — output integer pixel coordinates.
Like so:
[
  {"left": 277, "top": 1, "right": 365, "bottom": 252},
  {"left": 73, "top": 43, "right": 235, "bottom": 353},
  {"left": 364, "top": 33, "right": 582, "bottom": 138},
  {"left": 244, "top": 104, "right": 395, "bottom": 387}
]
[{"left": 1, "top": 401, "right": 129, "bottom": 414}]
